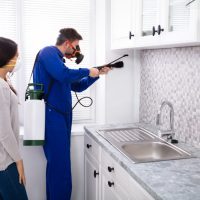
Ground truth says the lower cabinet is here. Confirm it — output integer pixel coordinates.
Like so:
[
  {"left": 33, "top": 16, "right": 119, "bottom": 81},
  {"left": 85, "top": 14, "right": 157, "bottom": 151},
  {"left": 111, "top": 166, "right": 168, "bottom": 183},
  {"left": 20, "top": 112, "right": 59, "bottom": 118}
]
[
  {"left": 84, "top": 133, "right": 100, "bottom": 200},
  {"left": 84, "top": 153, "right": 99, "bottom": 200},
  {"left": 84, "top": 132, "right": 154, "bottom": 200}
]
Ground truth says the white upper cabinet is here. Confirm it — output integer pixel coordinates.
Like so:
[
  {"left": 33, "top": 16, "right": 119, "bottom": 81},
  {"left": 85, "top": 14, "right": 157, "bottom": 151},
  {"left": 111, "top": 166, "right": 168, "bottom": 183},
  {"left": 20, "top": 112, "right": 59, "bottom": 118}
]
[
  {"left": 110, "top": 0, "right": 136, "bottom": 49},
  {"left": 110, "top": 0, "right": 200, "bottom": 49}
]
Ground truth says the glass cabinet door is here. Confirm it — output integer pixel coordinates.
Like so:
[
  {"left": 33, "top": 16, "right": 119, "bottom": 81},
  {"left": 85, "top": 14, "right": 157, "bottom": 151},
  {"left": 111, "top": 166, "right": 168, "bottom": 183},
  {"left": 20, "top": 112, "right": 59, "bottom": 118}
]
[
  {"left": 159, "top": 0, "right": 199, "bottom": 41},
  {"left": 168, "top": 0, "right": 190, "bottom": 32},
  {"left": 141, "top": 0, "right": 160, "bottom": 36}
]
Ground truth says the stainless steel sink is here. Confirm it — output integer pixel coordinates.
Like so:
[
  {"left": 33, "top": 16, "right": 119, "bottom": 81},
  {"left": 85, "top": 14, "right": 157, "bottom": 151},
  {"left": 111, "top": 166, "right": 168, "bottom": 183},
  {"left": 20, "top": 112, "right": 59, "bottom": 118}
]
[
  {"left": 121, "top": 141, "right": 191, "bottom": 163},
  {"left": 97, "top": 127, "right": 192, "bottom": 163}
]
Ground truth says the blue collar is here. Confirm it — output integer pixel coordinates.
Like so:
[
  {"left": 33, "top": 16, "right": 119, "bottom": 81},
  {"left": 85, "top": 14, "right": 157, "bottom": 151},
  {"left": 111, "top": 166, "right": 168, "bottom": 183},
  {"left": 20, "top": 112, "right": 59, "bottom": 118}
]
[{"left": 53, "top": 46, "right": 64, "bottom": 59}]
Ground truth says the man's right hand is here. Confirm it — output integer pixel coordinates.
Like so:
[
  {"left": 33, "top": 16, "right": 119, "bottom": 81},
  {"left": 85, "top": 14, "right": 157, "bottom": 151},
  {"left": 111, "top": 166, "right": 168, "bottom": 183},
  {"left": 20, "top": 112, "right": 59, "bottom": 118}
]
[{"left": 89, "top": 68, "right": 100, "bottom": 78}]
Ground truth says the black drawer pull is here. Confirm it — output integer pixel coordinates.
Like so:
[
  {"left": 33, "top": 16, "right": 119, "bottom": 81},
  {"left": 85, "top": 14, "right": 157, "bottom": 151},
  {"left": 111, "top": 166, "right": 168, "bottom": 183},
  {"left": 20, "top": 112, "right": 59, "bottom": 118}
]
[
  {"left": 86, "top": 144, "right": 92, "bottom": 149},
  {"left": 108, "top": 166, "right": 114, "bottom": 172},
  {"left": 129, "top": 31, "right": 134, "bottom": 39},
  {"left": 94, "top": 170, "right": 99, "bottom": 178},
  {"left": 108, "top": 181, "right": 114, "bottom": 187}
]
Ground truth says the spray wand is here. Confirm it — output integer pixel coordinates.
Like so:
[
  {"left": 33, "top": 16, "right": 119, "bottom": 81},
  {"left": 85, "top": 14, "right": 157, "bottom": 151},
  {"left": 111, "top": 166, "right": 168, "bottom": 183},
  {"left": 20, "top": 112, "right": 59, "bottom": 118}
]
[{"left": 95, "top": 54, "right": 129, "bottom": 70}]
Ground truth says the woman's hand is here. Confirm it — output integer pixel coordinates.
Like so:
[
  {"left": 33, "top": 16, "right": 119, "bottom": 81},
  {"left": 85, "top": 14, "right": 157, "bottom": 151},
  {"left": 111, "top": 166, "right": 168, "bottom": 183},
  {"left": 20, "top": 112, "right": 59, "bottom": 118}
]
[{"left": 16, "top": 160, "right": 26, "bottom": 185}]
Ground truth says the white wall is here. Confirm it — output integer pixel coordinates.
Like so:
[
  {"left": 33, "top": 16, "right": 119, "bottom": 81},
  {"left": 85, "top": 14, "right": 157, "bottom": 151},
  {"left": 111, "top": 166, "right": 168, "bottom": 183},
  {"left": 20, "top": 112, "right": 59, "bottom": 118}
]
[
  {"left": 103, "top": 0, "right": 140, "bottom": 124},
  {"left": 20, "top": 133, "right": 84, "bottom": 200},
  {"left": 95, "top": 0, "right": 140, "bottom": 125},
  {"left": 71, "top": 134, "right": 85, "bottom": 200},
  {"left": 104, "top": 50, "right": 140, "bottom": 124},
  {"left": 19, "top": 140, "right": 46, "bottom": 200}
]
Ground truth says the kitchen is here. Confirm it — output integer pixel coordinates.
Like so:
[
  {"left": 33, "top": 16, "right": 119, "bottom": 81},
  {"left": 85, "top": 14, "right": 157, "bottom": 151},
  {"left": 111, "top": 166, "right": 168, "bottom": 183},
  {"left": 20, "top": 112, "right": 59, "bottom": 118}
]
[{"left": 0, "top": 0, "right": 200, "bottom": 200}]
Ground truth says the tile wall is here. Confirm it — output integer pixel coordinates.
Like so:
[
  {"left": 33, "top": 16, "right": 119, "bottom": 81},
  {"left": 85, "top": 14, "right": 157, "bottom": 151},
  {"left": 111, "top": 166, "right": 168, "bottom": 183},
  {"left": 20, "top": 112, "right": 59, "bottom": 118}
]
[{"left": 140, "top": 47, "right": 200, "bottom": 147}]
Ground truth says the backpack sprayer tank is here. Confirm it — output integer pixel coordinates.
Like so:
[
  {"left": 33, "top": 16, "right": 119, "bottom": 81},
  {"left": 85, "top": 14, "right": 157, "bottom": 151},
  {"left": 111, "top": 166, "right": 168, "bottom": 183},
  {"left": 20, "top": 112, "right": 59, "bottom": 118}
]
[{"left": 23, "top": 83, "right": 45, "bottom": 146}]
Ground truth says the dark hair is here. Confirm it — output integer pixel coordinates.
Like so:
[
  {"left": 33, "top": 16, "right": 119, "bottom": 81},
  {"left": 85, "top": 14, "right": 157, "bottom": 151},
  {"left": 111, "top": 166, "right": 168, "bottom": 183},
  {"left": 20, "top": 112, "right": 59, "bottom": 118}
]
[
  {"left": 0, "top": 37, "right": 18, "bottom": 68},
  {"left": 56, "top": 28, "right": 83, "bottom": 45}
]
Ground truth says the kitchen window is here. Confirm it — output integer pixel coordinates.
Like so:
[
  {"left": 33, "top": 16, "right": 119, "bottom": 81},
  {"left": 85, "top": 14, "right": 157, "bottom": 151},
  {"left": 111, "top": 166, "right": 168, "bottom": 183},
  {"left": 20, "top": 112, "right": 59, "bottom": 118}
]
[{"left": 0, "top": 0, "right": 96, "bottom": 124}]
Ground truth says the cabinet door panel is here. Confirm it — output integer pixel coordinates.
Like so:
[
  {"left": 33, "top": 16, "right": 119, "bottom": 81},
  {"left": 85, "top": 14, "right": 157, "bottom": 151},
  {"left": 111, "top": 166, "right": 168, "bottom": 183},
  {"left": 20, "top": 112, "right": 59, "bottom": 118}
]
[
  {"left": 111, "top": 0, "right": 133, "bottom": 41},
  {"left": 102, "top": 179, "right": 119, "bottom": 200},
  {"left": 84, "top": 154, "right": 99, "bottom": 200},
  {"left": 168, "top": 0, "right": 190, "bottom": 32},
  {"left": 141, "top": 0, "right": 160, "bottom": 36},
  {"left": 159, "top": 0, "right": 200, "bottom": 46}
]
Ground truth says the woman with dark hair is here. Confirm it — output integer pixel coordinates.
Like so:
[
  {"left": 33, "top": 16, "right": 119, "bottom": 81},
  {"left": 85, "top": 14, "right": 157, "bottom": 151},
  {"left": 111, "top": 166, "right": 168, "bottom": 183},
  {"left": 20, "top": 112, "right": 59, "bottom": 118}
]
[{"left": 0, "top": 37, "right": 28, "bottom": 200}]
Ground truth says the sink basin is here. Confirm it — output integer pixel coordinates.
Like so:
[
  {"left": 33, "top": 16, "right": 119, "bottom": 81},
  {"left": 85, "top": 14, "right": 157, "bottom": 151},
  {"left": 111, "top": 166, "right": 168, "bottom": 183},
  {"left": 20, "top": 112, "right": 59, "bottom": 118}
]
[
  {"left": 98, "top": 127, "right": 193, "bottom": 163},
  {"left": 121, "top": 141, "right": 191, "bottom": 163}
]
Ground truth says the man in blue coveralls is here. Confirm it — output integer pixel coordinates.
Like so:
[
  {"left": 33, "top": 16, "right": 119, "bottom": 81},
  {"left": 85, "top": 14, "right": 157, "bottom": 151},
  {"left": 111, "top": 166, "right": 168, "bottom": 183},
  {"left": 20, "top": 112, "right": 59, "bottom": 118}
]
[{"left": 33, "top": 28, "right": 110, "bottom": 200}]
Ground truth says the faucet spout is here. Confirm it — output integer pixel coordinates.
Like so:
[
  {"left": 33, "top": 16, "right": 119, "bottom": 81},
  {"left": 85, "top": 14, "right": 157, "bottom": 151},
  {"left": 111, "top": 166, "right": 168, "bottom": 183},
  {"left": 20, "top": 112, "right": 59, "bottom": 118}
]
[{"left": 156, "top": 100, "right": 175, "bottom": 139}]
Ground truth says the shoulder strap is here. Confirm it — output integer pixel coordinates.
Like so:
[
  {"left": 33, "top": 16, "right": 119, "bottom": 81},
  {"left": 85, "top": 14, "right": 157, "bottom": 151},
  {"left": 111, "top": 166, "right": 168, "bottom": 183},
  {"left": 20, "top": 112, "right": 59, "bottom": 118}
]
[
  {"left": 28, "top": 51, "right": 40, "bottom": 84},
  {"left": 28, "top": 51, "right": 55, "bottom": 102}
]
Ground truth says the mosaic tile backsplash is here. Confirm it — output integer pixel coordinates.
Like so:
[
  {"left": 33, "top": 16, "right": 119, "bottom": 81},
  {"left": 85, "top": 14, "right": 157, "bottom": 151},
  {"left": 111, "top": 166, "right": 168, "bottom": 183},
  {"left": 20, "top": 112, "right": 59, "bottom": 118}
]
[{"left": 139, "top": 47, "right": 200, "bottom": 147}]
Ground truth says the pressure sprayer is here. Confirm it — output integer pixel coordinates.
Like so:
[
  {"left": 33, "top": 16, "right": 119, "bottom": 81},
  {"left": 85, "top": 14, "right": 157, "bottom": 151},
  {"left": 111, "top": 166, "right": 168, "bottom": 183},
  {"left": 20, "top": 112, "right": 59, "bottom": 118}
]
[{"left": 23, "top": 83, "right": 45, "bottom": 146}]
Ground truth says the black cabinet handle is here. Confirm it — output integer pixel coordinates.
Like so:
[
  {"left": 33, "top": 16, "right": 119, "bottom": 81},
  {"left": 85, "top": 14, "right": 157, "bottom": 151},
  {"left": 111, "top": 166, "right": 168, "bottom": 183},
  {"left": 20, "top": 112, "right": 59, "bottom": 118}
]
[
  {"left": 152, "top": 26, "right": 157, "bottom": 36},
  {"left": 108, "top": 166, "right": 114, "bottom": 172},
  {"left": 152, "top": 25, "right": 164, "bottom": 36},
  {"left": 157, "top": 25, "right": 164, "bottom": 35},
  {"left": 129, "top": 31, "right": 134, "bottom": 40},
  {"left": 86, "top": 144, "right": 92, "bottom": 149},
  {"left": 94, "top": 170, "right": 99, "bottom": 178},
  {"left": 108, "top": 181, "right": 114, "bottom": 187}
]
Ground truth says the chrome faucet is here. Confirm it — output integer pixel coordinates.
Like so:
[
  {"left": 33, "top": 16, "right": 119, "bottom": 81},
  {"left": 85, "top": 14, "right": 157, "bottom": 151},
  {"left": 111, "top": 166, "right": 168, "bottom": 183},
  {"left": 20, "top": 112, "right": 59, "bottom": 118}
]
[{"left": 156, "top": 101, "right": 175, "bottom": 140}]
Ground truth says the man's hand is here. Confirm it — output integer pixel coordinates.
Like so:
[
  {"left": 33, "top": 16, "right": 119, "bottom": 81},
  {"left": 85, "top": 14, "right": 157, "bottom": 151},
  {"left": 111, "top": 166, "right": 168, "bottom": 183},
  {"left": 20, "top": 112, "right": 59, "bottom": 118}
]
[
  {"left": 89, "top": 66, "right": 112, "bottom": 78},
  {"left": 99, "top": 66, "right": 112, "bottom": 75},
  {"left": 89, "top": 68, "right": 100, "bottom": 78}
]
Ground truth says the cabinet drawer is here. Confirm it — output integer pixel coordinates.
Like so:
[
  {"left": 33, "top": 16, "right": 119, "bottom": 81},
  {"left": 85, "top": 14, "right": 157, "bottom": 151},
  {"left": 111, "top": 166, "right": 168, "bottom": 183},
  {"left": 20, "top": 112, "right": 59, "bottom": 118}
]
[
  {"left": 101, "top": 149, "right": 116, "bottom": 177},
  {"left": 101, "top": 171, "right": 129, "bottom": 200},
  {"left": 84, "top": 133, "right": 100, "bottom": 162},
  {"left": 101, "top": 149, "right": 130, "bottom": 189}
]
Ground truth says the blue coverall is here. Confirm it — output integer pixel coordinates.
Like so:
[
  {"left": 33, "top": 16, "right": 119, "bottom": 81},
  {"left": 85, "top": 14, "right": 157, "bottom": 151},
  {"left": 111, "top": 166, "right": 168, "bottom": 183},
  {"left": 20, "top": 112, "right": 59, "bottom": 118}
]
[{"left": 33, "top": 46, "right": 98, "bottom": 200}]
